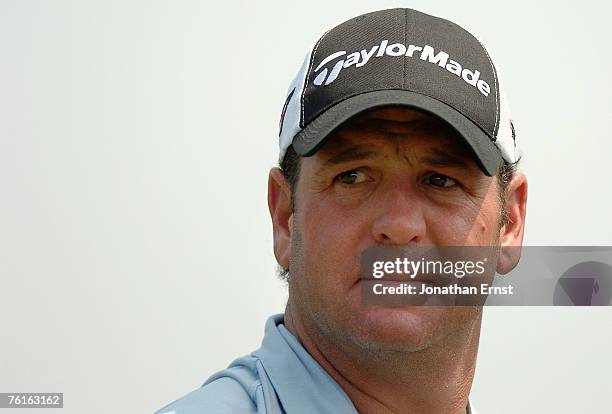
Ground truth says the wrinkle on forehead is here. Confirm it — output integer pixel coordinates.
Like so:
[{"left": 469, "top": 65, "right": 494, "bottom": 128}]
[{"left": 320, "top": 116, "right": 472, "bottom": 160}]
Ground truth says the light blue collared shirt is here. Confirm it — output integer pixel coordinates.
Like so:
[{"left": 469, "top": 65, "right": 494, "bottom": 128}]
[{"left": 156, "top": 314, "right": 476, "bottom": 414}]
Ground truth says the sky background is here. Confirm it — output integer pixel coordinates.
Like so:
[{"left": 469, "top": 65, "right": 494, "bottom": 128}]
[{"left": 0, "top": 0, "right": 611, "bottom": 412}]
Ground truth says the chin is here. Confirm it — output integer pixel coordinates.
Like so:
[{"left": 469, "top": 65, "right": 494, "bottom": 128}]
[{"left": 340, "top": 305, "right": 476, "bottom": 353}]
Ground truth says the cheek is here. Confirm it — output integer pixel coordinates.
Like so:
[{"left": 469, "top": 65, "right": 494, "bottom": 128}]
[
  {"left": 294, "top": 195, "right": 366, "bottom": 285},
  {"left": 426, "top": 194, "right": 500, "bottom": 245}
]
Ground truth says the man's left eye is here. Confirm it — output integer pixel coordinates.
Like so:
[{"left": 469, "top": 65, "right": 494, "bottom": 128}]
[{"left": 426, "top": 173, "right": 457, "bottom": 188}]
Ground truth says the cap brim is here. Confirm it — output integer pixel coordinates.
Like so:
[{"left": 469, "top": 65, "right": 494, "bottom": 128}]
[{"left": 292, "top": 90, "right": 502, "bottom": 176}]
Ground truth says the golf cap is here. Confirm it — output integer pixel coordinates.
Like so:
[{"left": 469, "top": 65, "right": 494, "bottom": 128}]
[{"left": 278, "top": 8, "right": 520, "bottom": 176}]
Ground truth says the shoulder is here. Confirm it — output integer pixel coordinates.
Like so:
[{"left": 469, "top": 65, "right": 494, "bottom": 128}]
[{"left": 155, "top": 358, "right": 262, "bottom": 414}]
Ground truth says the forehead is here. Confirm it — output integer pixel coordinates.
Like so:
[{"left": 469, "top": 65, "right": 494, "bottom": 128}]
[{"left": 319, "top": 106, "right": 471, "bottom": 155}]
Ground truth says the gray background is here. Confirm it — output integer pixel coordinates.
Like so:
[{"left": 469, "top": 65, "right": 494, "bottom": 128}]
[{"left": 0, "top": 0, "right": 610, "bottom": 413}]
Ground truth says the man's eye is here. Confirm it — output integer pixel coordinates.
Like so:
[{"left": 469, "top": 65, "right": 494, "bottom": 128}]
[
  {"left": 336, "top": 169, "right": 368, "bottom": 185},
  {"left": 426, "top": 173, "right": 457, "bottom": 188}
]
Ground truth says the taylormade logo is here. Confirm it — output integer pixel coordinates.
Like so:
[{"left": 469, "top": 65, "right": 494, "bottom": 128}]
[{"left": 312, "top": 40, "right": 491, "bottom": 97}]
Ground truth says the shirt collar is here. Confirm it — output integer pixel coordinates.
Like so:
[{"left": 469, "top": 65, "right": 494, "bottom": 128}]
[{"left": 252, "top": 314, "right": 358, "bottom": 414}]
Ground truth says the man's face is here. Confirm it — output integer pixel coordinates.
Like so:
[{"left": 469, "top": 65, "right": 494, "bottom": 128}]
[{"left": 271, "top": 107, "right": 525, "bottom": 353}]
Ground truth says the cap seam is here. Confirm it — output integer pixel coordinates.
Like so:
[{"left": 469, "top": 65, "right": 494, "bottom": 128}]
[
  {"left": 477, "top": 39, "right": 499, "bottom": 138},
  {"left": 279, "top": 87, "right": 296, "bottom": 137},
  {"left": 301, "top": 30, "right": 330, "bottom": 129},
  {"left": 403, "top": 8, "right": 408, "bottom": 89}
]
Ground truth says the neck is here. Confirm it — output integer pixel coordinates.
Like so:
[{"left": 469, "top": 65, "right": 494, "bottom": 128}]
[{"left": 284, "top": 302, "right": 481, "bottom": 414}]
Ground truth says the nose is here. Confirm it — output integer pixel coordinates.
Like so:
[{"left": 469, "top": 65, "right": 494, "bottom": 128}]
[{"left": 370, "top": 185, "right": 427, "bottom": 245}]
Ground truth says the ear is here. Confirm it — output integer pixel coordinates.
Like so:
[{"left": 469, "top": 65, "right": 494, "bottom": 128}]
[
  {"left": 268, "top": 167, "right": 293, "bottom": 270},
  {"left": 497, "top": 172, "right": 528, "bottom": 274}
]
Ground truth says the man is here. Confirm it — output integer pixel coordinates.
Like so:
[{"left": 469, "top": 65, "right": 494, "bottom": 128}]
[{"left": 157, "top": 8, "right": 527, "bottom": 414}]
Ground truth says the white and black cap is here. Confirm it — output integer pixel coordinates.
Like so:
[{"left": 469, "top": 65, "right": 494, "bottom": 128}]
[{"left": 278, "top": 8, "right": 520, "bottom": 176}]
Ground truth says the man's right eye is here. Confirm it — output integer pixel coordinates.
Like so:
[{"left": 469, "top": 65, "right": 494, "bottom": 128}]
[{"left": 335, "top": 169, "right": 368, "bottom": 185}]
